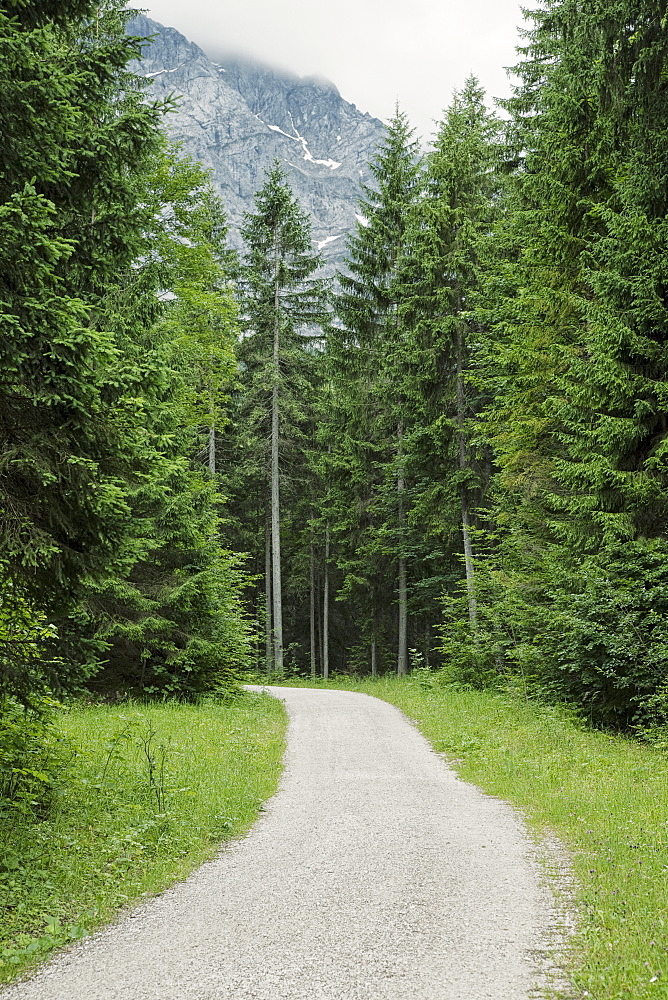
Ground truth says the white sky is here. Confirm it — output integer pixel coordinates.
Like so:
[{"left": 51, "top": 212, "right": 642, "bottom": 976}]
[{"left": 141, "top": 0, "right": 529, "bottom": 140}]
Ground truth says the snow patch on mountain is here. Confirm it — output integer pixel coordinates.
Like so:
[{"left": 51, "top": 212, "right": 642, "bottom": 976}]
[
  {"left": 317, "top": 234, "right": 343, "bottom": 250},
  {"left": 143, "top": 65, "right": 183, "bottom": 78},
  {"left": 265, "top": 117, "right": 341, "bottom": 170}
]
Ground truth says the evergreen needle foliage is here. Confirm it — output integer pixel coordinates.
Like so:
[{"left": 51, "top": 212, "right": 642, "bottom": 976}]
[
  {"left": 225, "top": 163, "right": 329, "bottom": 676},
  {"left": 1, "top": 2, "right": 252, "bottom": 701}
]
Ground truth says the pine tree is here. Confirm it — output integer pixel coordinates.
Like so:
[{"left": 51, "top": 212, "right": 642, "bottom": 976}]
[
  {"left": 398, "top": 78, "right": 501, "bottom": 630},
  {"left": 235, "top": 164, "right": 329, "bottom": 675},
  {"left": 0, "top": 0, "right": 167, "bottom": 695},
  {"left": 328, "top": 108, "right": 422, "bottom": 675},
  {"left": 475, "top": 0, "right": 668, "bottom": 725}
]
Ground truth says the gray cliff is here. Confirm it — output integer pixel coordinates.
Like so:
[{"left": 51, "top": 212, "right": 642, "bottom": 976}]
[{"left": 127, "top": 16, "right": 386, "bottom": 269}]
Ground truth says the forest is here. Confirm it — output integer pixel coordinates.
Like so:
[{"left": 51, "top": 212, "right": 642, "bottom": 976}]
[
  {"left": 3, "top": 0, "right": 668, "bottom": 993},
  {"left": 3, "top": 0, "right": 668, "bottom": 749}
]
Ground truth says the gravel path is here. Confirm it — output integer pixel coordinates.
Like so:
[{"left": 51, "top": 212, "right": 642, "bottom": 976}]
[{"left": 1, "top": 687, "right": 569, "bottom": 1000}]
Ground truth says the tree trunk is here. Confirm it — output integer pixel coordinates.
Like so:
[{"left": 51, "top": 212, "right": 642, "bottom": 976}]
[
  {"left": 316, "top": 568, "right": 323, "bottom": 677},
  {"left": 208, "top": 390, "right": 216, "bottom": 477},
  {"left": 271, "top": 252, "right": 284, "bottom": 673},
  {"left": 265, "top": 515, "right": 272, "bottom": 675},
  {"left": 310, "top": 540, "right": 316, "bottom": 680},
  {"left": 323, "top": 523, "right": 330, "bottom": 680},
  {"left": 397, "top": 556, "right": 408, "bottom": 675},
  {"left": 208, "top": 426, "right": 216, "bottom": 477},
  {"left": 456, "top": 326, "right": 477, "bottom": 629},
  {"left": 371, "top": 637, "right": 377, "bottom": 678},
  {"left": 397, "top": 421, "right": 408, "bottom": 676}
]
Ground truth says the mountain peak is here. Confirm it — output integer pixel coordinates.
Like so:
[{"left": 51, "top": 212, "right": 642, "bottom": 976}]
[{"left": 127, "top": 16, "right": 386, "bottom": 270}]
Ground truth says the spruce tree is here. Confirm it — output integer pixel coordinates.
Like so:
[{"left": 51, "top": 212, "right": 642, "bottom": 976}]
[
  {"left": 399, "top": 78, "right": 501, "bottom": 630},
  {"left": 0, "top": 0, "right": 165, "bottom": 611},
  {"left": 236, "top": 164, "right": 329, "bottom": 674},
  {"left": 76, "top": 153, "right": 250, "bottom": 697},
  {"left": 477, "top": 0, "right": 668, "bottom": 725},
  {"left": 328, "top": 108, "right": 422, "bottom": 675},
  {"left": 0, "top": 0, "right": 175, "bottom": 699}
]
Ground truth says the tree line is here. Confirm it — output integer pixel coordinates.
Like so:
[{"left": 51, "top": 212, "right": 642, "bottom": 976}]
[{"left": 3, "top": 0, "right": 668, "bottom": 732}]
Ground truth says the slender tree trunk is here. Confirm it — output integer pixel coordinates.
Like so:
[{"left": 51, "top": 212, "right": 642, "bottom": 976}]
[
  {"left": 271, "top": 253, "right": 284, "bottom": 673},
  {"left": 456, "top": 326, "right": 477, "bottom": 629},
  {"left": 323, "top": 523, "right": 330, "bottom": 680},
  {"left": 397, "top": 557, "right": 408, "bottom": 675},
  {"left": 265, "top": 514, "right": 272, "bottom": 675},
  {"left": 316, "top": 568, "right": 323, "bottom": 676},
  {"left": 310, "top": 540, "right": 316, "bottom": 680},
  {"left": 208, "top": 391, "right": 216, "bottom": 477},
  {"left": 370, "top": 584, "right": 378, "bottom": 678},
  {"left": 397, "top": 421, "right": 408, "bottom": 676}
]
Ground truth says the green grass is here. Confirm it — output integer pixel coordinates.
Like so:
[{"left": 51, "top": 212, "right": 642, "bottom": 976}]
[
  {"left": 275, "top": 676, "right": 668, "bottom": 1000},
  {"left": 0, "top": 692, "right": 286, "bottom": 983}
]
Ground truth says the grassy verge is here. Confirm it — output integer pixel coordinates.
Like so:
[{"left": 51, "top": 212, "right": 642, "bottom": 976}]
[
  {"left": 0, "top": 692, "right": 286, "bottom": 984},
  {"left": 274, "top": 676, "right": 668, "bottom": 1000}
]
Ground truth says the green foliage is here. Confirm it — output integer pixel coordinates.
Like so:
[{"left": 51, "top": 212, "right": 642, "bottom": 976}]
[
  {"left": 239, "top": 162, "right": 329, "bottom": 327},
  {"left": 73, "top": 152, "right": 251, "bottom": 697},
  {"left": 490, "top": 0, "right": 668, "bottom": 543},
  {"left": 0, "top": 695, "right": 286, "bottom": 983},
  {"left": 0, "top": 699, "right": 71, "bottom": 819},
  {"left": 324, "top": 109, "right": 426, "bottom": 667},
  {"left": 221, "top": 163, "right": 329, "bottom": 672},
  {"left": 453, "top": 540, "right": 668, "bottom": 728},
  {"left": 397, "top": 79, "right": 502, "bottom": 624},
  {"left": 149, "top": 153, "right": 239, "bottom": 444},
  {"left": 537, "top": 545, "right": 668, "bottom": 728},
  {"left": 1, "top": 0, "right": 253, "bottom": 700},
  {"left": 0, "top": 587, "right": 61, "bottom": 702},
  {"left": 0, "top": 1, "right": 166, "bottom": 609},
  {"left": 6, "top": 0, "right": 668, "bottom": 732},
  {"left": 450, "top": 1, "right": 668, "bottom": 725}
]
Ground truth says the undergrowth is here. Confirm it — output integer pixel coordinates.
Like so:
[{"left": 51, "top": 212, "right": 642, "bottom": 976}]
[{"left": 0, "top": 693, "right": 286, "bottom": 984}]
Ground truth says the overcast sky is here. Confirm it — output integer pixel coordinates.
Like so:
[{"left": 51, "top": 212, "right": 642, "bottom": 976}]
[{"left": 143, "top": 0, "right": 529, "bottom": 140}]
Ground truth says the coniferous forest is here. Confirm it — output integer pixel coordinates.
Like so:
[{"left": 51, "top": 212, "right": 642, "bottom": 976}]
[{"left": 3, "top": 0, "right": 668, "bottom": 740}]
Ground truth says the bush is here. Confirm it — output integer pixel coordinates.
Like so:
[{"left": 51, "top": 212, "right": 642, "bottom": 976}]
[
  {"left": 0, "top": 699, "right": 72, "bottom": 818},
  {"left": 536, "top": 541, "right": 668, "bottom": 727},
  {"left": 442, "top": 539, "right": 668, "bottom": 729}
]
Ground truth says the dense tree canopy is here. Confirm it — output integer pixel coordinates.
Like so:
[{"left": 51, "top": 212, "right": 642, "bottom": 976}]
[
  {"left": 225, "top": 164, "right": 328, "bottom": 674},
  {"left": 0, "top": 2, "right": 250, "bottom": 700},
  {"left": 0, "top": 1, "right": 165, "bottom": 607},
  {"left": 3, "top": 0, "right": 668, "bottom": 731}
]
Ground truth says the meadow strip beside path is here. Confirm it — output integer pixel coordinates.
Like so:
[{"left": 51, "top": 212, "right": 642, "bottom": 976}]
[{"left": 1, "top": 688, "right": 568, "bottom": 1000}]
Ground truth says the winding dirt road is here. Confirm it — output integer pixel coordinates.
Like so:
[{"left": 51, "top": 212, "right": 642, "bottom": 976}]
[{"left": 2, "top": 687, "right": 569, "bottom": 999}]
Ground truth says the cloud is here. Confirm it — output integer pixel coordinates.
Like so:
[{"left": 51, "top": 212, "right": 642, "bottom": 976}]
[{"left": 143, "top": 0, "right": 527, "bottom": 139}]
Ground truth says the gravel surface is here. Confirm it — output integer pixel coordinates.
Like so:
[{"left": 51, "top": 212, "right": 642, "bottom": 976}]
[{"left": 1, "top": 687, "right": 570, "bottom": 1000}]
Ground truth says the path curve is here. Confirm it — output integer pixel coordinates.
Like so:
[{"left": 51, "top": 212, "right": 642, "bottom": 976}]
[{"left": 1, "top": 687, "right": 566, "bottom": 1000}]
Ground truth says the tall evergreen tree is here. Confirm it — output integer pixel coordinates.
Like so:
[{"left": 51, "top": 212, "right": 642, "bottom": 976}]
[
  {"left": 399, "top": 78, "right": 501, "bottom": 630},
  {"left": 234, "top": 164, "right": 329, "bottom": 674},
  {"left": 473, "top": 0, "right": 668, "bottom": 725},
  {"left": 0, "top": 0, "right": 166, "bottom": 695},
  {"left": 75, "top": 152, "right": 250, "bottom": 697},
  {"left": 327, "top": 108, "right": 422, "bottom": 675}
]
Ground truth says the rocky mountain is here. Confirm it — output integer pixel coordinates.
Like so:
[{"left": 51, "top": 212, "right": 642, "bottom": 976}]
[{"left": 127, "top": 16, "right": 386, "bottom": 270}]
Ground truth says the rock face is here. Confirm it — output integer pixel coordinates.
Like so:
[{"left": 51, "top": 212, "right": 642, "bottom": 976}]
[{"left": 128, "top": 16, "right": 386, "bottom": 270}]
